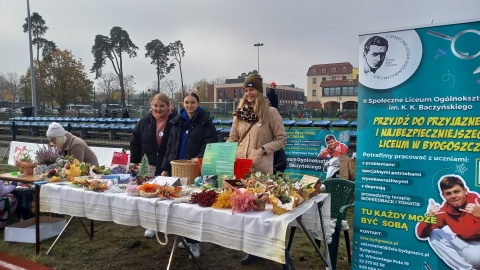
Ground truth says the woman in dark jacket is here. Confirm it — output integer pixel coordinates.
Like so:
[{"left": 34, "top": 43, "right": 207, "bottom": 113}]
[
  {"left": 130, "top": 93, "right": 176, "bottom": 176},
  {"left": 130, "top": 93, "right": 177, "bottom": 239},
  {"left": 161, "top": 92, "right": 218, "bottom": 176},
  {"left": 160, "top": 92, "right": 217, "bottom": 259}
]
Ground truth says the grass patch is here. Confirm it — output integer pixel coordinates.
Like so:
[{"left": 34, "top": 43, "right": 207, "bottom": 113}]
[{"left": 0, "top": 209, "right": 354, "bottom": 269}]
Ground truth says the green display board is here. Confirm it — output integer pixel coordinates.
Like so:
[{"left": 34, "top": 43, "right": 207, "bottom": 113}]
[{"left": 201, "top": 142, "right": 237, "bottom": 177}]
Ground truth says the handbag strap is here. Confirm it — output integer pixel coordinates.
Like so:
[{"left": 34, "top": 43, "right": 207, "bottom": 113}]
[{"left": 238, "top": 123, "right": 255, "bottom": 144}]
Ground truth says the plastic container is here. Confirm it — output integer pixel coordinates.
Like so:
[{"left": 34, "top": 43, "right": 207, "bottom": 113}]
[{"left": 234, "top": 158, "right": 252, "bottom": 179}]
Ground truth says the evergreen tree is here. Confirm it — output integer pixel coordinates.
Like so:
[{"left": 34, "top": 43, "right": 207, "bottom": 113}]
[{"left": 138, "top": 154, "right": 150, "bottom": 178}]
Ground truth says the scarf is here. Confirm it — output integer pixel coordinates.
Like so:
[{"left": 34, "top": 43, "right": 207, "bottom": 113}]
[
  {"left": 153, "top": 112, "right": 171, "bottom": 146},
  {"left": 233, "top": 103, "right": 258, "bottom": 123}
]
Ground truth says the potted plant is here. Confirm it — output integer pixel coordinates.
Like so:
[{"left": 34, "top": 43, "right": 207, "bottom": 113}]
[
  {"left": 15, "top": 149, "right": 37, "bottom": 175},
  {"left": 34, "top": 145, "right": 60, "bottom": 175}
]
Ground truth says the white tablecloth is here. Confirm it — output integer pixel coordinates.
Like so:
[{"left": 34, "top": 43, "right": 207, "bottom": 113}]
[{"left": 40, "top": 184, "right": 330, "bottom": 264}]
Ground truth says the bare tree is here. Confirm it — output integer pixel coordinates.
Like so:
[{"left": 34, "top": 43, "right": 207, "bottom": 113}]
[
  {"left": 161, "top": 79, "right": 179, "bottom": 100},
  {"left": 123, "top": 75, "right": 136, "bottom": 105},
  {"left": 4, "top": 72, "right": 22, "bottom": 103},
  {"left": 210, "top": 76, "right": 228, "bottom": 85},
  {"left": 97, "top": 72, "right": 118, "bottom": 103}
]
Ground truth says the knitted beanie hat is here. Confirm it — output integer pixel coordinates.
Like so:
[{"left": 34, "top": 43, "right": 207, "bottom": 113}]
[
  {"left": 46, "top": 122, "right": 66, "bottom": 137},
  {"left": 243, "top": 74, "right": 264, "bottom": 93}
]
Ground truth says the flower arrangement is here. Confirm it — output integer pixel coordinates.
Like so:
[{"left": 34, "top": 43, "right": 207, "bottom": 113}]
[
  {"left": 88, "top": 180, "right": 108, "bottom": 192},
  {"left": 66, "top": 164, "right": 82, "bottom": 182},
  {"left": 138, "top": 183, "right": 158, "bottom": 193},
  {"left": 230, "top": 189, "right": 257, "bottom": 214},
  {"left": 126, "top": 184, "right": 140, "bottom": 196},
  {"left": 212, "top": 189, "right": 233, "bottom": 208},
  {"left": 191, "top": 189, "right": 218, "bottom": 207},
  {"left": 18, "top": 149, "right": 33, "bottom": 163},
  {"left": 35, "top": 145, "right": 59, "bottom": 166},
  {"left": 157, "top": 185, "right": 182, "bottom": 200}
]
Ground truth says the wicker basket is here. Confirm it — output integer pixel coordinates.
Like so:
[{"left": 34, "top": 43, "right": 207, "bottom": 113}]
[
  {"left": 170, "top": 160, "right": 200, "bottom": 185},
  {"left": 140, "top": 190, "right": 158, "bottom": 198}
]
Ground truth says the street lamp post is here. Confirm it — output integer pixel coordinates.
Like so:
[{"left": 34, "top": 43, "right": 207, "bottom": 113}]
[
  {"left": 26, "top": 0, "right": 37, "bottom": 116},
  {"left": 253, "top": 43, "right": 264, "bottom": 74}
]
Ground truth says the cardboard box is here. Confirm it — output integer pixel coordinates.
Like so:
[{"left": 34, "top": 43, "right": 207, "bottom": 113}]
[{"left": 4, "top": 216, "right": 67, "bottom": 243}]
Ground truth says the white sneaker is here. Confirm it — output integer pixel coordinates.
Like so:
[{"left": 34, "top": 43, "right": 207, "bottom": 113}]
[
  {"left": 188, "top": 243, "right": 201, "bottom": 259},
  {"left": 144, "top": 229, "right": 156, "bottom": 238},
  {"left": 178, "top": 241, "right": 185, "bottom": 249}
]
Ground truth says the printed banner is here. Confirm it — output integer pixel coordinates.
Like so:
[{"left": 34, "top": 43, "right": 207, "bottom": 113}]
[
  {"left": 285, "top": 128, "right": 351, "bottom": 180},
  {"left": 354, "top": 21, "right": 480, "bottom": 270}
]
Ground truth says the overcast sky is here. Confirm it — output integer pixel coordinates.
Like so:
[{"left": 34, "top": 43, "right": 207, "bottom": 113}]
[{"left": 1, "top": 0, "right": 479, "bottom": 94}]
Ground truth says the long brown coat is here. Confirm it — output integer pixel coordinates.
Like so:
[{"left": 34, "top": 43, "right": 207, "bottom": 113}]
[
  {"left": 61, "top": 132, "right": 99, "bottom": 166},
  {"left": 227, "top": 107, "right": 286, "bottom": 174}
]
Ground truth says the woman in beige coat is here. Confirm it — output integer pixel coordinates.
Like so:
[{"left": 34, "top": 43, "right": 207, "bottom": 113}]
[{"left": 227, "top": 74, "right": 286, "bottom": 175}]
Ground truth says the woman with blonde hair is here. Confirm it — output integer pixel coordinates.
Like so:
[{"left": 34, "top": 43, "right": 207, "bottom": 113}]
[
  {"left": 130, "top": 93, "right": 177, "bottom": 238},
  {"left": 227, "top": 74, "right": 286, "bottom": 176},
  {"left": 228, "top": 74, "right": 287, "bottom": 266}
]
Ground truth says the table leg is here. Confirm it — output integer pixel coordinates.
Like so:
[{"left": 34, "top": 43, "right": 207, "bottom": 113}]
[
  {"left": 35, "top": 184, "right": 40, "bottom": 255},
  {"left": 317, "top": 201, "right": 332, "bottom": 270},
  {"left": 296, "top": 216, "right": 330, "bottom": 267},
  {"left": 46, "top": 216, "right": 75, "bottom": 255},
  {"left": 166, "top": 236, "right": 202, "bottom": 270},
  {"left": 90, "top": 220, "right": 94, "bottom": 238},
  {"left": 166, "top": 236, "right": 179, "bottom": 270},
  {"left": 46, "top": 217, "right": 93, "bottom": 255},
  {"left": 78, "top": 218, "right": 93, "bottom": 241}
]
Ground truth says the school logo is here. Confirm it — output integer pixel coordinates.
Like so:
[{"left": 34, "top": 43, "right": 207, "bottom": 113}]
[{"left": 359, "top": 30, "right": 422, "bottom": 90}]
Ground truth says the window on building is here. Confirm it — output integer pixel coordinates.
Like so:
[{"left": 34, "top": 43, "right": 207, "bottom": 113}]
[
  {"left": 312, "top": 90, "right": 316, "bottom": 96},
  {"left": 218, "top": 90, "right": 223, "bottom": 97},
  {"left": 348, "top": 80, "right": 353, "bottom": 85},
  {"left": 234, "top": 89, "right": 237, "bottom": 97},
  {"left": 312, "top": 78, "right": 317, "bottom": 84},
  {"left": 312, "top": 68, "right": 316, "bottom": 74},
  {"left": 322, "top": 68, "right": 326, "bottom": 73},
  {"left": 240, "top": 89, "right": 244, "bottom": 96},
  {"left": 342, "top": 67, "right": 347, "bottom": 72},
  {"left": 332, "top": 67, "right": 337, "bottom": 72},
  {"left": 322, "top": 77, "right": 326, "bottom": 81},
  {"left": 343, "top": 86, "right": 358, "bottom": 96},
  {"left": 324, "top": 87, "right": 341, "bottom": 96},
  {"left": 343, "top": 76, "right": 347, "bottom": 80},
  {"left": 224, "top": 89, "right": 228, "bottom": 97}
]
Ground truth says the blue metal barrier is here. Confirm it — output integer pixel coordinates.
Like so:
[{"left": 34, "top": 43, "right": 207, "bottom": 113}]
[
  {"left": 313, "top": 120, "right": 331, "bottom": 127},
  {"left": 295, "top": 120, "right": 313, "bottom": 126},
  {"left": 331, "top": 120, "right": 349, "bottom": 127}
]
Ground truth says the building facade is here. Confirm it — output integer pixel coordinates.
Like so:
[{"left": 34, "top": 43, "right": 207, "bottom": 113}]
[
  {"left": 207, "top": 79, "right": 305, "bottom": 111},
  {"left": 306, "top": 62, "right": 358, "bottom": 111}
]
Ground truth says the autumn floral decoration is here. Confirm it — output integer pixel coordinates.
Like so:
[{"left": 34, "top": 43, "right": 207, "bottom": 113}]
[
  {"left": 212, "top": 189, "right": 233, "bottom": 209},
  {"left": 157, "top": 185, "right": 182, "bottom": 200},
  {"left": 191, "top": 189, "right": 218, "bottom": 207},
  {"left": 228, "top": 171, "right": 271, "bottom": 214}
]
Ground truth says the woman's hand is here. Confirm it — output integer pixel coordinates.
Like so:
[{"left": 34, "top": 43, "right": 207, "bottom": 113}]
[
  {"left": 129, "top": 164, "right": 138, "bottom": 170},
  {"left": 191, "top": 158, "right": 199, "bottom": 163},
  {"left": 161, "top": 171, "right": 170, "bottom": 176}
]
